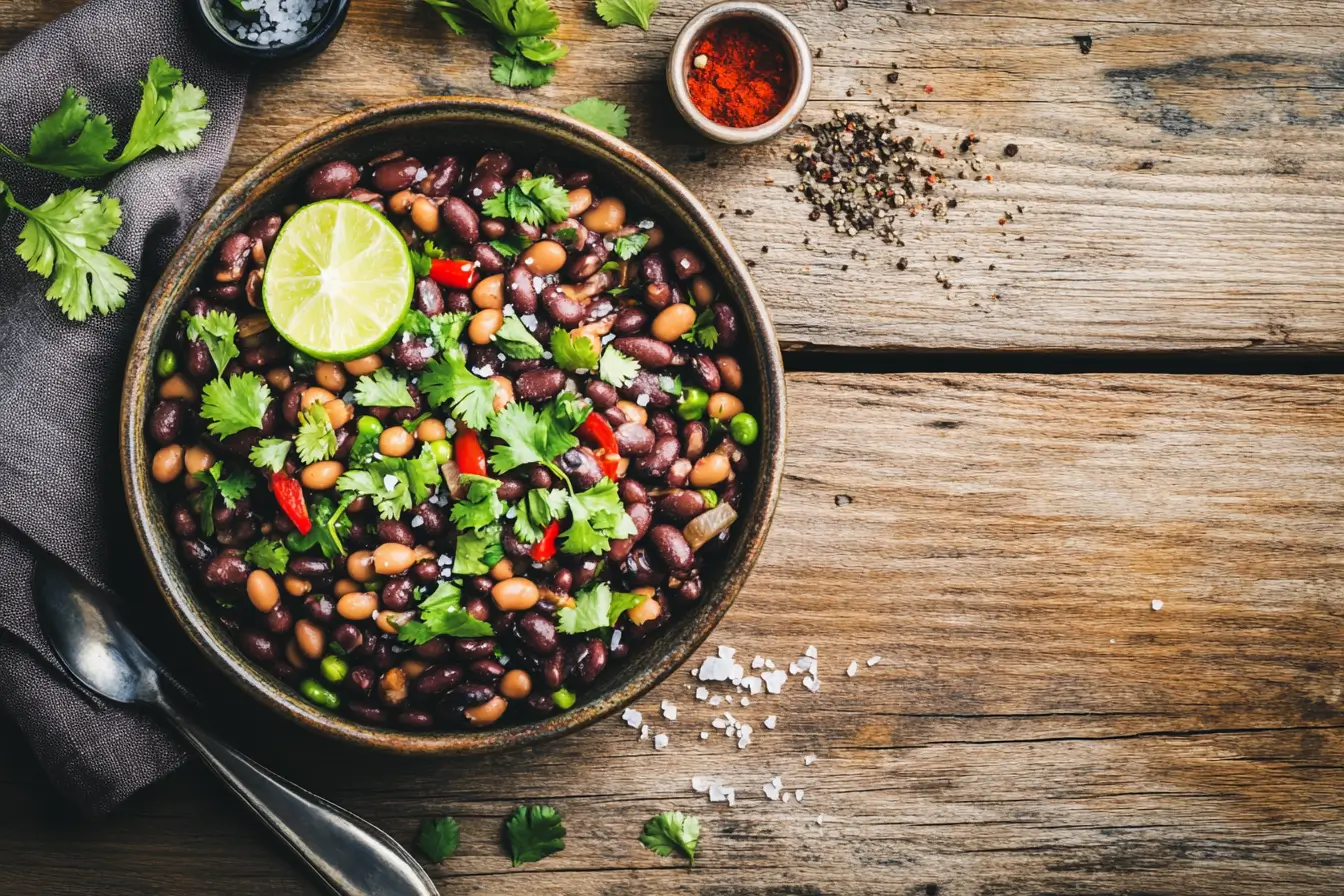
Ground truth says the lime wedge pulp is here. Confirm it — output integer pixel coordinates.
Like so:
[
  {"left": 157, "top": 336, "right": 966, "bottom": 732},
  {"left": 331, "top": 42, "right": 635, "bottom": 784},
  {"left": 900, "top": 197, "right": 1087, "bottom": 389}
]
[{"left": 262, "top": 199, "right": 414, "bottom": 361}]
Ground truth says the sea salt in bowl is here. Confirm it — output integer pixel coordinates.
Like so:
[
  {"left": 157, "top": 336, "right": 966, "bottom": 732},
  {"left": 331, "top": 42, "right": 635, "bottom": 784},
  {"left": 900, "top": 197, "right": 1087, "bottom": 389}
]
[{"left": 187, "top": 0, "right": 351, "bottom": 62}]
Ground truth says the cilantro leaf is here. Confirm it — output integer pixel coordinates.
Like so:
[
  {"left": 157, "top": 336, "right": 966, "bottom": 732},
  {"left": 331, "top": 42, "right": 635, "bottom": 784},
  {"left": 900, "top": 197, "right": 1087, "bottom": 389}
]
[
  {"left": 409, "top": 239, "right": 445, "bottom": 277},
  {"left": 421, "top": 0, "right": 468, "bottom": 34},
  {"left": 337, "top": 447, "right": 441, "bottom": 519},
  {"left": 404, "top": 443, "right": 445, "bottom": 504},
  {"left": 550, "top": 328, "right": 599, "bottom": 373},
  {"left": 613, "top": 232, "right": 649, "bottom": 260},
  {"left": 563, "top": 97, "right": 630, "bottom": 137},
  {"left": 686, "top": 306, "right": 719, "bottom": 349},
  {"left": 659, "top": 374, "right": 683, "bottom": 398},
  {"left": 353, "top": 367, "right": 415, "bottom": 408},
  {"left": 488, "top": 401, "right": 578, "bottom": 474},
  {"left": 398, "top": 308, "right": 434, "bottom": 337},
  {"left": 598, "top": 347, "right": 640, "bottom": 387},
  {"left": 244, "top": 539, "right": 290, "bottom": 575},
  {"left": 1, "top": 57, "right": 209, "bottom": 179},
  {"left": 500, "top": 0, "right": 561, "bottom": 36},
  {"left": 449, "top": 473, "right": 506, "bottom": 532},
  {"left": 491, "top": 52, "right": 555, "bottom": 89},
  {"left": 550, "top": 391, "right": 593, "bottom": 432},
  {"left": 347, "top": 428, "right": 379, "bottom": 467},
  {"left": 562, "top": 478, "right": 636, "bottom": 555},
  {"left": 640, "top": 811, "right": 699, "bottom": 865},
  {"left": 557, "top": 582, "right": 647, "bottom": 634},
  {"left": 192, "top": 461, "right": 257, "bottom": 536},
  {"left": 249, "top": 437, "right": 292, "bottom": 473},
  {"left": 595, "top": 0, "right": 658, "bottom": 30},
  {"left": 284, "top": 495, "right": 351, "bottom": 559},
  {"left": 500, "top": 34, "right": 568, "bottom": 63},
  {"left": 398, "top": 580, "right": 494, "bottom": 643},
  {"left": 429, "top": 311, "right": 471, "bottom": 352},
  {"left": 493, "top": 315, "right": 544, "bottom": 359},
  {"left": 184, "top": 308, "right": 239, "bottom": 375},
  {"left": 200, "top": 372, "right": 271, "bottom": 438},
  {"left": 295, "top": 402, "right": 338, "bottom": 464},
  {"left": 489, "top": 233, "right": 530, "bottom": 258},
  {"left": 1, "top": 183, "right": 132, "bottom": 321},
  {"left": 454, "top": 525, "right": 505, "bottom": 576},
  {"left": 512, "top": 487, "right": 569, "bottom": 543},
  {"left": 420, "top": 348, "right": 497, "bottom": 430},
  {"left": 480, "top": 176, "right": 570, "bottom": 227},
  {"left": 505, "top": 805, "right": 566, "bottom": 866},
  {"left": 418, "top": 816, "right": 461, "bottom": 863}
]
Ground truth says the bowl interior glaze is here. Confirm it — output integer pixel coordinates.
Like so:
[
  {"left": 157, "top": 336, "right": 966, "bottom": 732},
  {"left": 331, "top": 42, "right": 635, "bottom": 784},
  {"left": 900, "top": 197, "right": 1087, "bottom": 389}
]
[{"left": 121, "top": 98, "right": 786, "bottom": 754}]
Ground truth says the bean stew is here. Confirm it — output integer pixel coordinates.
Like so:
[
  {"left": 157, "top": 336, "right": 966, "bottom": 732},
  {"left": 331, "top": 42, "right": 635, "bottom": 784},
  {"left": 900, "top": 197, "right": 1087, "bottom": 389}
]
[{"left": 146, "top": 146, "right": 757, "bottom": 731}]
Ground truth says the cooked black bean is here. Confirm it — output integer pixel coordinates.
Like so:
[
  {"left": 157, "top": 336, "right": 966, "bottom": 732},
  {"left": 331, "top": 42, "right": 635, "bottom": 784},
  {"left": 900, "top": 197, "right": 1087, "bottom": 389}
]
[
  {"left": 287, "top": 556, "right": 332, "bottom": 578},
  {"left": 473, "top": 151, "right": 514, "bottom": 178},
  {"left": 348, "top": 665, "right": 377, "bottom": 693},
  {"left": 334, "top": 623, "right": 364, "bottom": 653},
  {"left": 415, "top": 664, "right": 464, "bottom": 696},
  {"left": 649, "top": 412, "right": 677, "bottom": 439},
  {"left": 465, "top": 171, "right": 505, "bottom": 208},
  {"left": 247, "top": 214, "right": 283, "bottom": 250},
  {"left": 414, "top": 277, "right": 445, "bottom": 316},
  {"left": 524, "top": 692, "right": 556, "bottom": 715},
  {"left": 445, "top": 682, "right": 495, "bottom": 710},
  {"left": 184, "top": 339, "right": 213, "bottom": 379},
  {"left": 468, "top": 659, "right": 505, "bottom": 682},
  {"left": 670, "top": 248, "right": 703, "bottom": 279},
  {"left": 614, "top": 422, "right": 655, "bottom": 456},
  {"left": 619, "top": 371, "right": 675, "bottom": 408},
  {"left": 496, "top": 477, "right": 527, "bottom": 503},
  {"left": 412, "top": 501, "right": 447, "bottom": 537},
  {"left": 375, "top": 519, "right": 415, "bottom": 547},
  {"left": 440, "top": 196, "right": 479, "bottom": 244},
  {"left": 470, "top": 241, "right": 507, "bottom": 275},
  {"left": 516, "top": 368, "right": 566, "bottom": 403},
  {"left": 558, "top": 447, "right": 604, "bottom": 491},
  {"left": 466, "top": 343, "right": 501, "bottom": 377},
  {"left": 306, "top": 160, "right": 360, "bottom": 201},
  {"left": 541, "top": 649, "right": 566, "bottom": 689},
  {"left": 346, "top": 702, "right": 387, "bottom": 725},
  {"left": 346, "top": 188, "right": 386, "bottom": 215},
  {"left": 712, "top": 302, "right": 740, "bottom": 349},
  {"left": 611, "top": 307, "right": 648, "bottom": 335},
  {"left": 179, "top": 538, "right": 214, "bottom": 568},
  {"left": 658, "top": 489, "right": 706, "bottom": 522},
  {"left": 170, "top": 503, "right": 198, "bottom": 538},
  {"left": 573, "top": 637, "right": 607, "bottom": 684},
  {"left": 381, "top": 576, "right": 414, "bottom": 611},
  {"left": 516, "top": 611, "right": 558, "bottom": 654},
  {"left": 264, "top": 605, "right": 294, "bottom": 634},
  {"left": 239, "top": 630, "right": 277, "bottom": 663},
  {"left": 602, "top": 407, "right": 628, "bottom": 429},
  {"left": 372, "top": 157, "right": 420, "bottom": 193},
  {"left": 418, "top": 156, "right": 462, "bottom": 197},
  {"left": 390, "top": 335, "right": 436, "bottom": 372},
  {"left": 641, "top": 253, "right": 670, "bottom": 283},
  {"left": 446, "top": 289, "right": 474, "bottom": 313},
  {"left": 480, "top": 217, "right": 507, "bottom": 240},
  {"left": 618, "top": 479, "right": 647, "bottom": 505},
  {"left": 305, "top": 595, "right": 336, "bottom": 623},
  {"left": 541, "top": 285, "right": 586, "bottom": 327},
  {"left": 649, "top": 524, "right": 694, "bottom": 572},
  {"left": 687, "top": 354, "right": 722, "bottom": 392},
  {"left": 149, "top": 400, "right": 185, "bottom": 444},
  {"left": 203, "top": 553, "right": 248, "bottom": 587},
  {"left": 633, "top": 436, "right": 679, "bottom": 479},
  {"left": 621, "top": 545, "right": 665, "bottom": 587},
  {"left": 626, "top": 502, "right": 653, "bottom": 542},
  {"left": 452, "top": 638, "right": 496, "bottom": 661},
  {"left": 551, "top": 568, "right": 573, "bottom": 594}
]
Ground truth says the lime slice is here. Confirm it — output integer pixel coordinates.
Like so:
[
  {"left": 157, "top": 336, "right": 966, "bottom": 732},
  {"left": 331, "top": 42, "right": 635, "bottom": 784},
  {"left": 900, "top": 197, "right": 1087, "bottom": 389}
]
[{"left": 263, "top": 199, "right": 414, "bottom": 361}]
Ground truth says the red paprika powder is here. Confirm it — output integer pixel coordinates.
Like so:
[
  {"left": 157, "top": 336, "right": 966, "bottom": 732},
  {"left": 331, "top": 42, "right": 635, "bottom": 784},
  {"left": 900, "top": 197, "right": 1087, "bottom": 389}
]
[{"left": 687, "top": 20, "right": 793, "bottom": 129}]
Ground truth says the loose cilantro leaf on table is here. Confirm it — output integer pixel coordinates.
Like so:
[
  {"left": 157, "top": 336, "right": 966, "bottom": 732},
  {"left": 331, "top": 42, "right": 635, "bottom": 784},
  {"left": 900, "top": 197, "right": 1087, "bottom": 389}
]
[
  {"left": 557, "top": 582, "right": 646, "bottom": 634},
  {"left": 613, "top": 232, "right": 648, "bottom": 260},
  {"left": 449, "top": 473, "right": 506, "bottom": 532},
  {"left": 595, "top": 0, "right": 658, "bottom": 30},
  {"left": 505, "top": 805, "right": 566, "bottom": 866},
  {"left": 454, "top": 525, "right": 505, "bottom": 576},
  {"left": 417, "top": 815, "right": 461, "bottom": 863},
  {"left": 249, "top": 438, "right": 292, "bottom": 473},
  {"left": 640, "top": 811, "right": 700, "bottom": 865},
  {"left": 200, "top": 372, "right": 271, "bottom": 438},
  {"left": 0, "top": 57, "right": 209, "bottom": 179},
  {"left": 353, "top": 367, "right": 415, "bottom": 408},
  {"left": 420, "top": 348, "right": 497, "bottom": 430},
  {"left": 423, "top": 0, "right": 566, "bottom": 89},
  {"left": 183, "top": 308, "right": 239, "bottom": 375},
  {"left": 488, "top": 400, "right": 578, "bottom": 475},
  {"left": 244, "top": 539, "right": 290, "bottom": 575},
  {"left": 1, "top": 183, "right": 132, "bottom": 321},
  {"left": 295, "top": 402, "right": 338, "bottom": 464},
  {"left": 492, "top": 315, "right": 544, "bottom": 359},
  {"left": 598, "top": 346, "right": 639, "bottom": 387},
  {"left": 398, "top": 580, "right": 493, "bottom": 643},
  {"left": 562, "top": 478, "right": 637, "bottom": 555},
  {"left": 480, "top": 176, "right": 570, "bottom": 227},
  {"left": 550, "top": 328, "right": 599, "bottom": 373},
  {"left": 563, "top": 97, "right": 630, "bottom": 137}
]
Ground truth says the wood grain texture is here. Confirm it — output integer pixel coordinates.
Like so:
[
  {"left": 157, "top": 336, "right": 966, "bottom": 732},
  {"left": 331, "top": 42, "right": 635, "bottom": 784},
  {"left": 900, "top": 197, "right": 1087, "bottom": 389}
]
[
  {"left": 2, "top": 372, "right": 1341, "bottom": 894},
  {"left": 4, "top": 1, "right": 1344, "bottom": 353}
]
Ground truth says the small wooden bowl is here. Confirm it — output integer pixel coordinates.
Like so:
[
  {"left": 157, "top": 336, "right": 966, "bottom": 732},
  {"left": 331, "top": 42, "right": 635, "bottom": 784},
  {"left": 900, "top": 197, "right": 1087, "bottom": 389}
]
[{"left": 121, "top": 98, "right": 786, "bottom": 754}]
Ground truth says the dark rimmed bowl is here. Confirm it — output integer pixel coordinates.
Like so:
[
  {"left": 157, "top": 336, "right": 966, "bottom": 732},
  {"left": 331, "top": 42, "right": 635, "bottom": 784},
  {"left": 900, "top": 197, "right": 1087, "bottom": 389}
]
[{"left": 121, "top": 97, "right": 786, "bottom": 754}]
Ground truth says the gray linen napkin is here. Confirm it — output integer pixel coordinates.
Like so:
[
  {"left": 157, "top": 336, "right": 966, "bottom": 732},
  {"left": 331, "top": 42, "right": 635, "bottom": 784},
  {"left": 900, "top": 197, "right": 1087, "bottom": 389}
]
[{"left": 0, "top": 0, "right": 247, "bottom": 816}]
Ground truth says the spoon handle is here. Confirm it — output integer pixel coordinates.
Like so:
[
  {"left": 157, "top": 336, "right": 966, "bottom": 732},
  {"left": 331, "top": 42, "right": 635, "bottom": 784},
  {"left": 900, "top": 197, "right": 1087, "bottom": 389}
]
[{"left": 157, "top": 700, "right": 439, "bottom": 896}]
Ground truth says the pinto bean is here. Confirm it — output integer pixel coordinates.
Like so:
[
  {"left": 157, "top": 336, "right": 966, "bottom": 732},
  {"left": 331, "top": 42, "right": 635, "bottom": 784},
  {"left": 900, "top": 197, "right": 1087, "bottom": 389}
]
[
  {"left": 515, "top": 368, "right": 567, "bottom": 403},
  {"left": 610, "top": 337, "right": 673, "bottom": 369},
  {"left": 305, "top": 160, "right": 360, "bottom": 201}
]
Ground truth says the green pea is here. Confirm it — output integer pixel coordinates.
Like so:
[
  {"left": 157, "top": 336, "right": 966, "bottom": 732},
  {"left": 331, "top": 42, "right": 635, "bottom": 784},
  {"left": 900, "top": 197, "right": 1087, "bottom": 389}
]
[
  {"left": 154, "top": 349, "right": 178, "bottom": 378},
  {"left": 729, "top": 412, "right": 759, "bottom": 446},
  {"left": 299, "top": 678, "right": 340, "bottom": 709},
  {"left": 677, "top": 387, "right": 709, "bottom": 421},
  {"left": 357, "top": 415, "right": 385, "bottom": 438},
  {"left": 698, "top": 488, "right": 719, "bottom": 509},
  {"left": 429, "top": 438, "right": 452, "bottom": 466},
  {"left": 551, "top": 687, "right": 576, "bottom": 710},
  {"left": 320, "top": 655, "right": 349, "bottom": 683},
  {"left": 289, "top": 348, "right": 316, "bottom": 374}
]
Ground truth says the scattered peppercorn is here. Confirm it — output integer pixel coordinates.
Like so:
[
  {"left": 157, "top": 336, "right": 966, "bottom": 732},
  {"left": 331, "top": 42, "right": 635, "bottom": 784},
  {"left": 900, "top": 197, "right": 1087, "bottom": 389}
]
[
  {"left": 1003, "top": 143, "right": 1019, "bottom": 157},
  {"left": 1074, "top": 35, "right": 1093, "bottom": 55}
]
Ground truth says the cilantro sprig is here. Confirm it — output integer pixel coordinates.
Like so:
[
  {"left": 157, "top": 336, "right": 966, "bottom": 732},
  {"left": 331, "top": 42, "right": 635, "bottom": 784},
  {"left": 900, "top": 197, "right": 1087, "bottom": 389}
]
[
  {"left": 183, "top": 308, "right": 239, "bottom": 375},
  {"left": 417, "top": 815, "right": 461, "bottom": 863},
  {"left": 492, "top": 315, "right": 544, "bottom": 359},
  {"left": 563, "top": 97, "right": 630, "bottom": 137},
  {"left": 420, "top": 348, "right": 497, "bottom": 430},
  {"left": 397, "top": 580, "right": 494, "bottom": 643},
  {"left": 295, "top": 402, "right": 338, "bottom": 464},
  {"left": 480, "top": 175, "right": 570, "bottom": 228},
  {"left": 244, "top": 539, "right": 290, "bottom": 575},
  {"left": 192, "top": 461, "right": 257, "bottom": 537},
  {"left": 505, "top": 805, "right": 566, "bottom": 866},
  {"left": 613, "top": 232, "right": 648, "bottom": 260},
  {"left": 640, "top": 811, "right": 700, "bottom": 865},
  {"left": 200, "top": 373, "right": 271, "bottom": 439},
  {"left": 353, "top": 367, "right": 415, "bottom": 408},
  {"left": 557, "top": 582, "right": 647, "bottom": 634},
  {"left": 449, "top": 474, "right": 506, "bottom": 532},
  {"left": 487, "top": 400, "right": 579, "bottom": 476},
  {"left": 249, "top": 438, "right": 292, "bottom": 473},
  {"left": 595, "top": 0, "right": 658, "bottom": 30},
  {"left": 550, "top": 328, "right": 599, "bottom": 373},
  {"left": 0, "top": 58, "right": 210, "bottom": 179},
  {"left": 598, "top": 346, "right": 639, "bottom": 387},
  {"left": 561, "top": 478, "right": 637, "bottom": 555},
  {"left": 422, "top": 0, "right": 566, "bottom": 89},
  {"left": 337, "top": 445, "right": 442, "bottom": 520}
]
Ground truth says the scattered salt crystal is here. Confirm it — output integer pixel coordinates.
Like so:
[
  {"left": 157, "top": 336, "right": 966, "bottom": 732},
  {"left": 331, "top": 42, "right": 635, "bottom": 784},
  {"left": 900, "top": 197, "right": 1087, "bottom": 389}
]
[
  {"left": 763, "top": 715, "right": 777, "bottom": 730},
  {"left": 805, "top": 646, "right": 818, "bottom": 659},
  {"left": 789, "top": 662, "right": 801, "bottom": 675},
  {"left": 695, "top": 686, "right": 708, "bottom": 701},
  {"left": 700, "top": 731, "right": 709, "bottom": 740},
  {"left": 795, "top": 789, "right": 804, "bottom": 802},
  {"left": 867, "top": 656, "right": 881, "bottom": 666},
  {"left": 691, "top": 776, "right": 710, "bottom": 793},
  {"left": 436, "top": 553, "right": 451, "bottom": 566},
  {"left": 622, "top": 708, "right": 642, "bottom": 728},
  {"left": 661, "top": 700, "right": 678, "bottom": 721},
  {"left": 531, "top": 275, "right": 546, "bottom": 292},
  {"left": 816, "top": 815, "right": 824, "bottom": 825},
  {"left": 653, "top": 733, "right": 669, "bottom": 750},
  {"left": 782, "top": 791, "right": 792, "bottom": 803},
  {"left": 610, "top": 628, "right": 622, "bottom": 651},
  {"left": 763, "top": 781, "right": 780, "bottom": 800},
  {"left": 846, "top": 660, "right": 859, "bottom": 677},
  {"left": 635, "top": 394, "right": 650, "bottom": 407},
  {"left": 725, "top": 695, "right": 735, "bottom": 704},
  {"left": 718, "top": 645, "right": 736, "bottom": 660},
  {"left": 697, "top": 656, "right": 733, "bottom": 681},
  {"left": 797, "top": 656, "right": 816, "bottom": 673},
  {"left": 410, "top": 514, "right": 424, "bottom": 528},
  {"left": 803, "top": 676, "right": 820, "bottom": 693},
  {"left": 382, "top": 474, "right": 399, "bottom": 491},
  {"left": 764, "top": 658, "right": 775, "bottom": 669},
  {"left": 709, "top": 695, "right": 723, "bottom": 706},
  {"left": 711, "top": 718, "right": 727, "bottom": 729},
  {"left": 1152, "top": 599, "right": 1164, "bottom": 611},
  {"left": 520, "top": 313, "right": 538, "bottom": 328},
  {"left": 751, "top": 655, "right": 765, "bottom": 669},
  {"left": 740, "top": 696, "right": 751, "bottom": 706},
  {"left": 762, "top": 669, "right": 788, "bottom": 694},
  {"left": 640, "top": 725, "right": 649, "bottom": 740},
  {"left": 804, "top": 754, "right": 816, "bottom": 766},
  {"left": 741, "top": 676, "right": 763, "bottom": 694}
]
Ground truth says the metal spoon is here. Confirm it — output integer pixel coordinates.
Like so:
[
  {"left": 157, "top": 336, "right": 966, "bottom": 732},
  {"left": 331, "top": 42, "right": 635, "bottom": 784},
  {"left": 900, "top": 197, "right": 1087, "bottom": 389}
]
[{"left": 35, "top": 560, "right": 439, "bottom": 896}]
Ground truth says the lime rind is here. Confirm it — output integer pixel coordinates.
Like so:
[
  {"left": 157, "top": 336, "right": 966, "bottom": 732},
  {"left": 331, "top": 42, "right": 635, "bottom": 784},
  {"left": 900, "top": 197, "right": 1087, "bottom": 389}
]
[{"left": 262, "top": 199, "right": 414, "bottom": 362}]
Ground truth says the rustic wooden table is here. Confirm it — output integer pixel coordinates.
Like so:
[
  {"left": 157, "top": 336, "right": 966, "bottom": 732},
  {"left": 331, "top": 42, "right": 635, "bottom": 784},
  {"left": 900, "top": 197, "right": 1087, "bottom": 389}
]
[{"left": 3, "top": 1, "right": 1342, "bottom": 893}]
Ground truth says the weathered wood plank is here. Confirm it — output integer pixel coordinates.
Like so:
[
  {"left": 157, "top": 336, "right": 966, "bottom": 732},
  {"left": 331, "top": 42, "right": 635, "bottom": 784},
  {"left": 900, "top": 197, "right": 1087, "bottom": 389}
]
[
  {"left": 4, "top": 1, "right": 1344, "bottom": 353},
  {"left": 1, "top": 372, "right": 1341, "bottom": 894}
]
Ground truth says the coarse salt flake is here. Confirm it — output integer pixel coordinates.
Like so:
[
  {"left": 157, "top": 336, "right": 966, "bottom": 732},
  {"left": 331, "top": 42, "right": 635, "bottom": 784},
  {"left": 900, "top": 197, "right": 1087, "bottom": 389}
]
[
  {"left": 846, "top": 660, "right": 859, "bottom": 677},
  {"left": 622, "top": 708, "right": 642, "bottom": 728},
  {"left": 1152, "top": 599, "right": 1164, "bottom": 611},
  {"left": 752, "top": 655, "right": 765, "bottom": 669},
  {"left": 762, "top": 669, "right": 787, "bottom": 694},
  {"left": 805, "top": 646, "right": 818, "bottom": 659},
  {"left": 763, "top": 715, "right": 777, "bottom": 730},
  {"left": 718, "top": 645, "right": 736, "bottom": 660},
  {"left": 804, "top": 754, "right": 816, "bottom": 766},
  {"left": 867, "top": 656, "right": 882, "bottom": 666},
  {"left": 700, "top": 731, "right": 709, "bottom": 739},
  {"left": 382, "top": 474, "right": 399, "bottom": 491},
  {"left": 653, "top": 734, "right": 669, "bottom": 750},
  {"left": 695, "top": 686, "right": 708, "bottom": 701},
  {"left": 640, "top": 725, "right": 650, "bottom": 740},
  {"left": 691, "top": 776, "right": 710, "bottom": 793},
  {"left": 795, "top": 789, "right": 805, "bottom": 802},
  {"left": 661, "top": 700, "right": 678, "bottom": 721}
]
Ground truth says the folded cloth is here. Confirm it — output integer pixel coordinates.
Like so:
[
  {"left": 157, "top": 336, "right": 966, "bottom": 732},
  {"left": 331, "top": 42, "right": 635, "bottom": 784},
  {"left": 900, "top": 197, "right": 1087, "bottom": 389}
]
[{"left": 0, "top": 0, "right": 247, "bottom": 816}]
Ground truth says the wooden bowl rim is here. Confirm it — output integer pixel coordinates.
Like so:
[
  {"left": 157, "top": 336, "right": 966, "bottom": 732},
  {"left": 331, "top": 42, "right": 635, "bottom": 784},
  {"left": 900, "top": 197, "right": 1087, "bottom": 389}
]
[{"left": 121, "top": 96, "right": 786, "bottom": 754}]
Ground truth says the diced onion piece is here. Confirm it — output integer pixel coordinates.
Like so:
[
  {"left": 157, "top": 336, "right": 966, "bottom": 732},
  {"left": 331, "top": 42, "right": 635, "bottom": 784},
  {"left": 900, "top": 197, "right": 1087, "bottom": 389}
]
[
  {"left": 440, "top": 458, "right": 467, "bottom": 501},
  {"left": 683, "top": 503, "right": 737, "bottom": 552}
]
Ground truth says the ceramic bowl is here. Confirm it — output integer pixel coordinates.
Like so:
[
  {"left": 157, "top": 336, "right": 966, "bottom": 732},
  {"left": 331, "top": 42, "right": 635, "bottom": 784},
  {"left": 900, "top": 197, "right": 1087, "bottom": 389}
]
[{"left": 121, "top": 98, "right": 786, "bottom": 753}]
